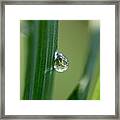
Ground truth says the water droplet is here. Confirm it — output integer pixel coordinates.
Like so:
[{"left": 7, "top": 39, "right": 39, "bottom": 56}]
[{"left": 54, "top": 51, "right": 69, "bottom": 72}]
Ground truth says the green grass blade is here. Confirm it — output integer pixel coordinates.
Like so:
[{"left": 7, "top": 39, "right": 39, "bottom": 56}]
[
  {"left": 87, "top": 75, "right": 100, "bottom": 100},
  {"left": 68, "top": 22, "right": 100, "bottom": 100},
  {"left": 20, "top": 20, "right": 58, "bottom": 100}
]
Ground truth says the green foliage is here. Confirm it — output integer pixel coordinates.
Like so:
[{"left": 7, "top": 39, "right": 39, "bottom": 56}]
[
  {"left": 20, "top": 20, "right": 58, "bottom": 100},
  {"left": 68, "top": 23, "right": 100, "bottom": 100},
  {"left": 20, "top": 20, "right": 100, "bottom": 100}
]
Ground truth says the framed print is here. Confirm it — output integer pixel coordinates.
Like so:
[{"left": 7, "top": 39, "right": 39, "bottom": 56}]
[{"left": 0, "top": 0, "right": 119, "bottom": 119}]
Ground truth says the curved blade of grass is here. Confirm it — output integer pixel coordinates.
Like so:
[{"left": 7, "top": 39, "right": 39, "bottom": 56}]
[
  {"left": 68, "top": 21, "right": 100, "bottom": 100},
  {"left": 20, "top": 20, "right": 58, "bottom": 100}
]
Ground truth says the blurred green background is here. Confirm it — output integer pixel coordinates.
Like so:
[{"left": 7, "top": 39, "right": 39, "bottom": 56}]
[{"left": 20, "top": 20, "right": 100, "bottom": 100}]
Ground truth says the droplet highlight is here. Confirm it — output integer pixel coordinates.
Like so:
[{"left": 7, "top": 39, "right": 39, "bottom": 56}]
[{"left": 54, "top": 51, "right": 69, "bottom": 72}]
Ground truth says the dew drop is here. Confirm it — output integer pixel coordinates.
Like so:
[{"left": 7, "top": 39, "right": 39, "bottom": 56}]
[{"left": 54, "top": 51, "right": 69, "bottom": 72}]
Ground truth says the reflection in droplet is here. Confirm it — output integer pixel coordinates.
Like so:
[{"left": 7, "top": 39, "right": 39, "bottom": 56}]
[{"left": 54, "top": 51, "right": 69, "bottom": 72}]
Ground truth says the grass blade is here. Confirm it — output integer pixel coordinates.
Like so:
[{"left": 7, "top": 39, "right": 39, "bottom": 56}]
[
  {"left": 20, "top": 20, "right": 58, "bottom": 100},
  {"left": 68, "top": 21, "right": 100, "bottom": 100}
]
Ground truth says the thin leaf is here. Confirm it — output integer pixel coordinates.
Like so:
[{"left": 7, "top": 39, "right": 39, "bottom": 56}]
[
  {"left": 68, "top": 22, "right": 100, "bottom": 100},
  {"left": 20, "top": 20, "right": 58, "bottom": 100}
]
